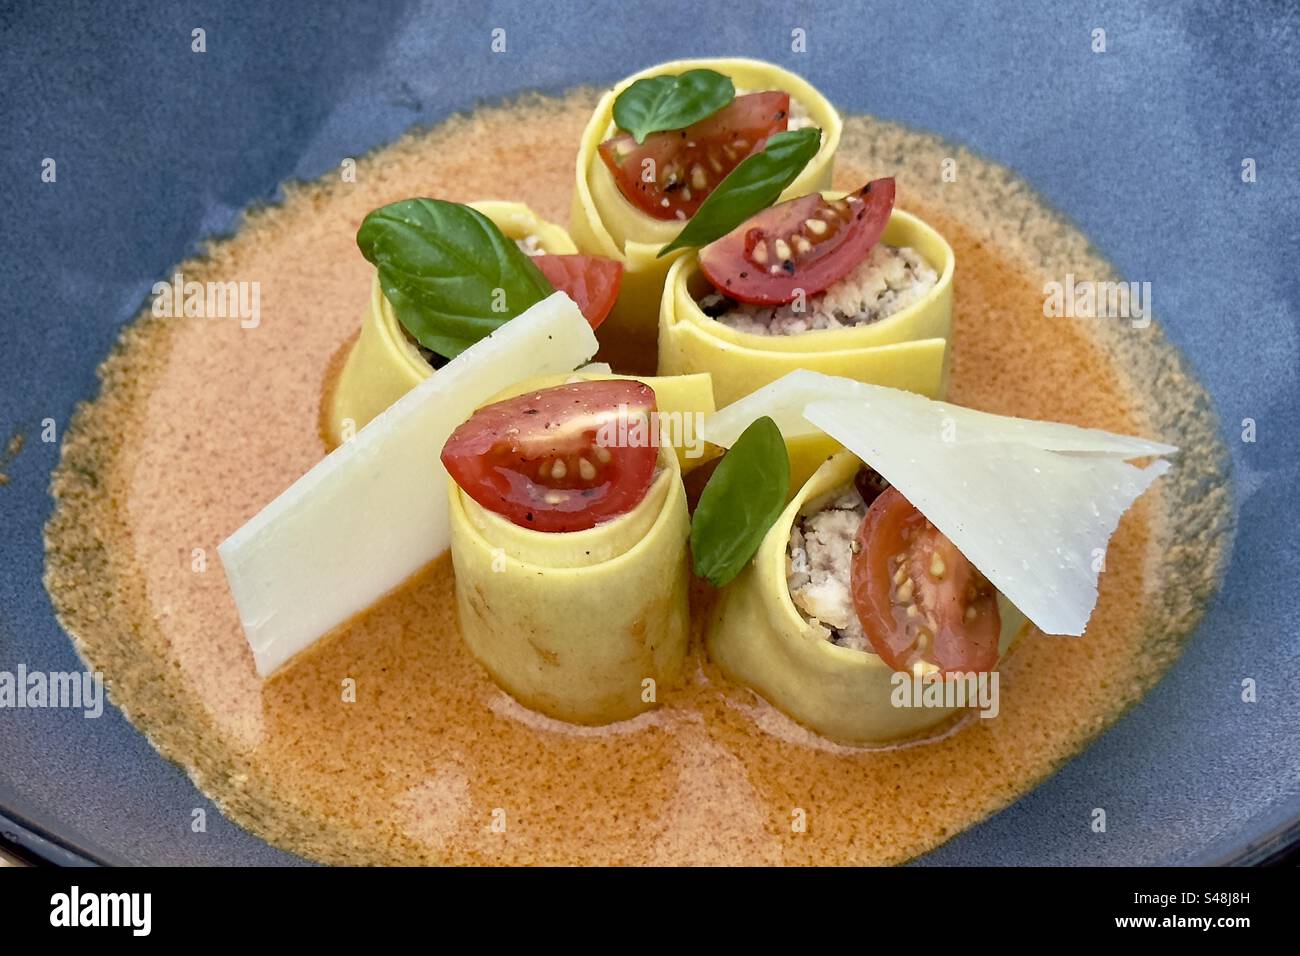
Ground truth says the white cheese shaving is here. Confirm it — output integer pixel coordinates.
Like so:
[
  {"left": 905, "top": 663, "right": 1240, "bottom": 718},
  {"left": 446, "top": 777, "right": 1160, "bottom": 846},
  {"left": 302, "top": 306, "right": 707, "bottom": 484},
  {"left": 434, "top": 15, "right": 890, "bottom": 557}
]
[
  {"left": 219, "top": 292, "right": 599, "bottom": 677},
  {"left": 702, "top": 369, "right": 1177, "bottom": 458},
  {"left": 701, "top": 370, "right": 1175, "bottom": 637},
  {"left": 803, "top": 398, "right": 1171, "bottom": 637}
]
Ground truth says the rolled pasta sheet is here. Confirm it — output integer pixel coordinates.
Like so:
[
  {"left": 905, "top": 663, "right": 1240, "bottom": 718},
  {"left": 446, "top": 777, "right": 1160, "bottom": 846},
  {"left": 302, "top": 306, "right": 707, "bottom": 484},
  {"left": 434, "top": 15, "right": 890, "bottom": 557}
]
[
  {"left": 706, "top": 451, "right": 1028, "bottom": 746},
  {"left": 447, "top": 376, "right": 695, "bottom": 725},
  {"left": 658, "top": 207, "right": 954, "bottom": 408},
  {"left": 449, "top": 449, "right": 690, "bottom": 725},
  {"left": 662, "top": 206, "right": 953, "bottom": 489},
  {"left": 324, "top": 201, "right": 578, "bottom": 447},
  {"left": 571, "top": 59, "right": 843, "bottom": 372}
]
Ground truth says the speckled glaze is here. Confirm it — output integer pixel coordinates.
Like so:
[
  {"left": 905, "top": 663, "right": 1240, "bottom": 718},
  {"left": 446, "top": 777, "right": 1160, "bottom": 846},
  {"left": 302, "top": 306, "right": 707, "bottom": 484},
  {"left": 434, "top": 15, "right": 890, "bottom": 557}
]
[{"left": 2, "top": 1, "right": 1297, "bottom": 865}]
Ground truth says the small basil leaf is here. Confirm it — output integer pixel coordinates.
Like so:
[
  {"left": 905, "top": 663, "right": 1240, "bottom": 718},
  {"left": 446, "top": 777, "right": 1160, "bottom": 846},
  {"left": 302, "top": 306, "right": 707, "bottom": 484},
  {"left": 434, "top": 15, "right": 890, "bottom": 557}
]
[
  {"left": 690, "top": 416, "right": 790, "bottom": 588},
  {"left": 356, "top": 199, "right": 555, "bottom": 359},
  {"left": 612, "top": 69, "right": 735, "bottom": 144},
  {"left": 658, "top": 127, "right": 822, "bottom": 257}
]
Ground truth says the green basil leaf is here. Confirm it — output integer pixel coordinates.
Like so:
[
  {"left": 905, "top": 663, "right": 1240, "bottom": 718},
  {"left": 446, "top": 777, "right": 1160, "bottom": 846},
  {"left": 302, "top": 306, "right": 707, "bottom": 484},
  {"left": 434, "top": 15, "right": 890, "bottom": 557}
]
[
  {"left": 690, "top": 416, "right": 790, "bottom": 588},
  {"left": 356, "top": 199, "right": 555, "bottom": 359},
  {"left": 658, "top": 127, "right": 822, "bottom": 257},
  {"left": 612, "top": 69, "right": 734, "bottom": 144}
]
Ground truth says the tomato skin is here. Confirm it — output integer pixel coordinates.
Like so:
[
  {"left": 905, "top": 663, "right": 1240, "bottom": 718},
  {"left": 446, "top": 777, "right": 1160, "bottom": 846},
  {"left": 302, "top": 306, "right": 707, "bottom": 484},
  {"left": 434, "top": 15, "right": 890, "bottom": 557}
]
[
  {"left": 698, "top": 177, "right": 897, "bottom": 306},
  {"left": 533, "top": 255, "right": 623, "bottom": 329},
  {"left": 441, "top": 380, "right": 659, "bottom": 533},
  {"left": 849, "top": 487, "right": 1001, "bottom": 674},
  {"left": 598, "top": 92, "right": 791, "bottom": 221}
]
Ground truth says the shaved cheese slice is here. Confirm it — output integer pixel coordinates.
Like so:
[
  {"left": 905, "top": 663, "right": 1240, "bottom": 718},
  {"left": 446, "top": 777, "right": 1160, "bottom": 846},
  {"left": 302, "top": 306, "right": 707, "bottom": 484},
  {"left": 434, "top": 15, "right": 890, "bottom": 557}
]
[
  {"left": 804, "top": 398, "right": 1171, "bottom": 637},
  {"left": 703, "top": 370, "right": 1177, "bottom": 458},
  {"left": 219, "top": 292, "right": 599, "bottom": 677}
]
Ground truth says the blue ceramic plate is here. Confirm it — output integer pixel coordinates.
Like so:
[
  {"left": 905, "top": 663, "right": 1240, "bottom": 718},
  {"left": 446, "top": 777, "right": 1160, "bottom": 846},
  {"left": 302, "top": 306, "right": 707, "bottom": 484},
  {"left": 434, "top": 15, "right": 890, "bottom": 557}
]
[{"left": 1, "top": 0, "right": 1297, "bottom": 866}]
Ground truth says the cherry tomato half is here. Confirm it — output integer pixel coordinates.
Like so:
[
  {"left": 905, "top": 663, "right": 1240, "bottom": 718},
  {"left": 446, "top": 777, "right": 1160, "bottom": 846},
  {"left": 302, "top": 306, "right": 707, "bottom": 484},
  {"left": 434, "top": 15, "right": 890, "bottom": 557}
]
[
  {"left": 598, "top": 92, "right": 790, "bottom": 221},
  {"left": 849, "top": 486, "right": 1001, "bottom": 674},
  {"left": 698, "top": 178, "right": 896, "bottom": 305},
  {"left": 441, "top": 380, "right": 658, "bottom": 533},
  {"left": 534, "top": 254, "right": 623, "bottom": 329}
]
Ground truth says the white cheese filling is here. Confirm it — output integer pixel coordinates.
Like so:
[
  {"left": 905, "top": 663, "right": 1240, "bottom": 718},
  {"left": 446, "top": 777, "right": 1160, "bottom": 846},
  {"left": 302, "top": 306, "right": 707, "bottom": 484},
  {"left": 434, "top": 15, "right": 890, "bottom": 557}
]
[
  {"left": 787, "top": 483, "right": 871, "bottom": 650},
  {"left": 515, "top": 234, "right": 545, "bottom": 258},
  {"left": 787, "top": 103, "right": 817, "bottom": 130},
  {"left": 699, "top": 244, "right": 937, "bottom": 336}
]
